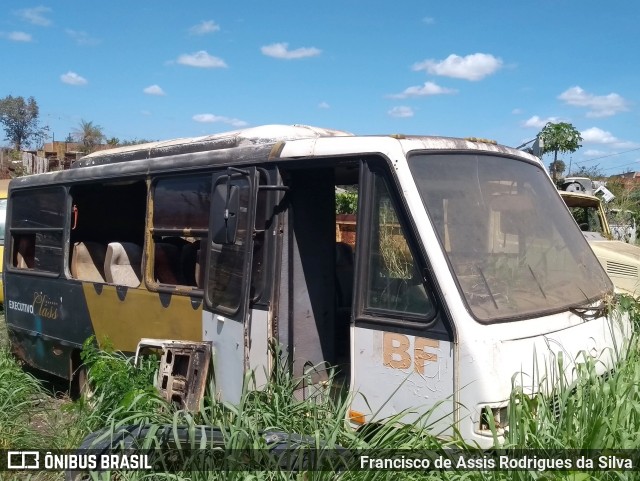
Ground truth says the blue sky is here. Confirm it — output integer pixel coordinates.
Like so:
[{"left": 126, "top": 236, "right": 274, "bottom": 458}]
[{"left": 1, "top": 1, "right": 638, "bottom": 175}]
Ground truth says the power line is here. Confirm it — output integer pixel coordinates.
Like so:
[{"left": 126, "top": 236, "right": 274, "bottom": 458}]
[
  {"left": 600, "top": 160, "right": 640, "bottom": 172},
  {"left": 573, "top": 146, "right": 640, "bottom": 165}
]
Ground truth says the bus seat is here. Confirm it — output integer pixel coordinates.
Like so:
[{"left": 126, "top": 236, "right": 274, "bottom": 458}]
[
  {"left": 154, "top": 242, "right": 180, "bottom": 284},
  {"left": 162, "top": 236, "right": 188, "bottom": 249},
  {"left": 71, "top": 241, "right": 107, "bottom": 282},
  {"left": 194, "top": 247, "right": 206, "bottom": 288},
  {"left": 14, "top": 236, "right": 35, "bottom": 269},
  {"left": 180, "top": 241, "right": 199, "bottom": 287},
  {"left": 105, "top": 242, "right": 142, "bottom": 287}
]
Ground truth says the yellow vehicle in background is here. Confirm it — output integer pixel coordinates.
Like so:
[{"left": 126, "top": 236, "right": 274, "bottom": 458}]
[
  {"left": 560, "top": 189, "right": 640, "bottom": 296},
  {"left": 0, "top": 179, "right": 9, "bottom": 304}
]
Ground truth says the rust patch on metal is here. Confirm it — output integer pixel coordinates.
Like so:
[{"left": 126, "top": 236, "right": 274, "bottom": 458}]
[{"left": 135, "top": 339, "right": 211, "bottom": 412}]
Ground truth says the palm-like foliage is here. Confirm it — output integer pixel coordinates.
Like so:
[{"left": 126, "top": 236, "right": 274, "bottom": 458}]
[{"left": 74, "top": 119, "right": 105, "bottom": 154}]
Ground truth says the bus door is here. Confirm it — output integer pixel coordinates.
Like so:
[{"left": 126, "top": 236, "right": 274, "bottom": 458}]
[
  {"left": 349, "top": 162, "right": 455, "bottom": 437},
  {"left": 203, "top": 167, "right": 259, "bottom": 404}
]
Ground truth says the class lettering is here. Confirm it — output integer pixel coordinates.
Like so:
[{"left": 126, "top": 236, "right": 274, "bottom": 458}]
[{"left": 32, "top": 292, "right": 60, "bottom": 320}]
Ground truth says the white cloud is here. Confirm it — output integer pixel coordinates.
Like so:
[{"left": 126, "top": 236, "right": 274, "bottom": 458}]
[
  {"left": 60, "top": 71, "right": 87, "bottom": 86},
  {"left": 559, "top": 86, "right": 629, "bottom": 118},
  {"left": 193, "top": 114, "right": 248, "bottom": 127},
  {"left": 65, "top": 29, "right": 100, "bottom": 46},
  {"left": 261, "top": 42, "right": 321, "bottom": 60},
  {"left": 17, "top": 6, "right": 52, "bottom": 26},
  {"left": 6, "top": 31, "right": 32, "bottom": 42},
  {"left": 512, "top": 108, "right": 523, "bottom": 115},
  {"left": 189, "top": 20, "right": 220, "bottom": 35},
  {"left": 581, "top": 127, "right": 618, "bottom": 144},
  {"left": 177, "top": 51, "right": 227, "bottom": 68},
  {"left": 388, "top": 106, "right": 415, "bottom": 118},
  {"left": 581, "top": 127, "right": 639, "bottom": 150},
  {"left": 422, "top": 17, "right": 435, "bottom": 25},
  {"left": 318, "top": 101, "right": 330, "bottom": 109},
  {"left": 522, "top": 115, "right": 559, "bottom": 129},
  {"left": 583, "top": 149, "right": 608, "bottom": 157},
  {"left": 390, "top": 81, "right": 456, "bottom": 99},
  {"left": 412, "top": 53, "right": 503, "bottom": 81},
  {"left": 612, "top": 141, "right": 640, "bottom": 150},
  {"left": 143, "top": 85, "right": 166, "bottom": 96}
]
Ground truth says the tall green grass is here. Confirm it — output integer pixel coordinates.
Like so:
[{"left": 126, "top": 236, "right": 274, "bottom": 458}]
[
  {"left": 2, "top": 301, "right": 640, "bottom": 480},
  {"left": 77, "top": 325, "right": 640, "bottom": 480},
  {"left": 0, "top": 347, "right": 46, "bottom": 449},
  {"left": 0, "top": 310, "right": 8, "bottom": 350}
]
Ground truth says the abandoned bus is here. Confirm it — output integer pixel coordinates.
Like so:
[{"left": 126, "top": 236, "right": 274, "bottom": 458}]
[
  {"left": 3, "top": 125, "right": 628, "bottom": 447},
  {"left": 0, "top": 178, "right": 9, "bottom": 304}
]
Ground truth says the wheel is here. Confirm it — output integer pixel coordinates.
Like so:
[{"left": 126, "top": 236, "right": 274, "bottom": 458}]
[{"left": 71, "top": 364, "right": 93, "bottom": 400}]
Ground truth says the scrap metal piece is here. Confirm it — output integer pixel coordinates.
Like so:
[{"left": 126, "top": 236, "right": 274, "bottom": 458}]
[{"left": 135, "top": 338, "right": 212, "bottom": 412}]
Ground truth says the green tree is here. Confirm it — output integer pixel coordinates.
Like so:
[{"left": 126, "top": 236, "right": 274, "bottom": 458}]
[
  {"left": 119, "top": 138, "right": 156, "bottom": 146},
  {"left": 74, "top": 119, "right": 105, "bottom": 154},
  {"left": 0, "top": 95, "right": 48, "bottom": 150},
  {"left": 570, "top": 164, "right": 604, "bottom": 179},
  {"left": 336, "top": 190, "right": 358, "bottom": 214},
  {"left": 538, "top": 122, "right": 583, "bottom": 181},
  {"left": 549, "top": 159, "right": 566, "bottom": 178},
  {"left": 106, "top": 137, "right": 120, "bottom": 147}
]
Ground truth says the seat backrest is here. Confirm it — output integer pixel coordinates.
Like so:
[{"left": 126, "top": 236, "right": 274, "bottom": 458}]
[
  {"left": 71, "top": 241, "right": 107, "bottom": 282},
  {"left": 194, "top": 245, "right": 207, "bottom": 288},
  {"left": 179, "top": 241, "right": 199, "bottom": 287},
  {"left": 105, "top": 242, "right": 142, "bottom": 287},
  {"left": 14, "top": 235, "right": 35, "bottom": 269},
  {"left": 154, "top": 242, "right": 181, "bottom": 284}
]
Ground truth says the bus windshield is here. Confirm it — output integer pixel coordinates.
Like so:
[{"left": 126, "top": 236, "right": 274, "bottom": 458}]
[{"left": 408, "top": 152, "right": 612, "bottom": 322}]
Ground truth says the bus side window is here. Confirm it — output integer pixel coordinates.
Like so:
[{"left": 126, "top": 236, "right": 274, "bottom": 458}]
[
  {"left": 0, "top": 197, "right": 7, "bottom": 247},
  {"left": 10, "top": 187, "right": 65, "bottom": 273},
  {"left": 151, "top": 175, "right": 211, "bottom": 289},
  {"left": 68, "top": 181, "right": 146, "bottom": 283},
  {"left": 364, "top": 173, "right": 436, "bottom": 319}
]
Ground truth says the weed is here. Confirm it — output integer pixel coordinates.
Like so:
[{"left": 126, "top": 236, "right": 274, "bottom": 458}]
[
  {"left": 3, "top": 301, "right": 640, "bottom": 480},
  {"left": 78, "top": 336, "right": 169, "bottom": 428}
]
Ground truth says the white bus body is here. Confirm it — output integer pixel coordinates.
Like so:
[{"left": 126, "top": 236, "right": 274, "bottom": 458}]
[{"left": 5, "top": 125, "right": 628, "bottom": 449}]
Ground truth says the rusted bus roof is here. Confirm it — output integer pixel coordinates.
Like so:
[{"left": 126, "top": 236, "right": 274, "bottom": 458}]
[
  {"left": 74, "top": 124, "right": 353, "bottom": 168},
  {"left": 8, "top": 125, "right": 541, "bottom": 190}
]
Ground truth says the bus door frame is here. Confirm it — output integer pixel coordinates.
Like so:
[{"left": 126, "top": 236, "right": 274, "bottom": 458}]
[
  {"left": 203, "top": 166, "right": 259, "bottom": 404},
  {"left": 348, "top": 158, "right": 456, "bottom": 435}
]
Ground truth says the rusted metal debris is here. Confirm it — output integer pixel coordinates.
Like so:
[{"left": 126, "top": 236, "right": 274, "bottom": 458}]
[{"left": 134, "top": 338, "right": 211, "bottom": 412}]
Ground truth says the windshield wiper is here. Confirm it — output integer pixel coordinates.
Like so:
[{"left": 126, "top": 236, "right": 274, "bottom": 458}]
[
  {"left": 569, "top": 287, "right": 607, "bottom": 321},
  {"left": 528, "top": 264, "right": 547, "bottom": 299},
  {"left": 476, "top": 266, "right": 499, "bottom": 310}
]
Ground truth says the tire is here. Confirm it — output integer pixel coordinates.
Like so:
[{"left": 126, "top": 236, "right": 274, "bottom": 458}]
[{"left": 71, "top": 364, "right": 93, "bottom": 400}]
